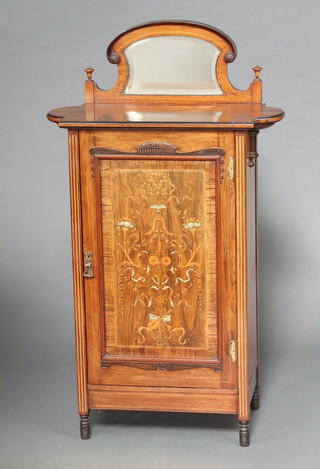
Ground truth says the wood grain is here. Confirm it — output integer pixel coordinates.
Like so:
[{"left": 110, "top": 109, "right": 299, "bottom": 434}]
[
  {"left": 99, "top": 159, "right": 217, "bottom": 360},
  {"left": 47, "top": 103, "right": 284, "bottom": 129},
  {"left": 235, "top": 132, "right": 249, "bottom": 422},
  {"left": 68, "top": 130, "right": 89, "bottom": 415},
  {"left": 88, "top": 385, "right": 238, "bottom": 413},
  {"left": 217, "top": 131, "right": 237, "bottom": 390}
]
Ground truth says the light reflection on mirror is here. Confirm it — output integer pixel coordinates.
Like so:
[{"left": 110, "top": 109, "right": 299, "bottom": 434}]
[
  {"left": 126, "top": 111, "right": 223, "bottom": 122},
  {"left": 123, "top": 36, "right": 223, "bottom": 96}
]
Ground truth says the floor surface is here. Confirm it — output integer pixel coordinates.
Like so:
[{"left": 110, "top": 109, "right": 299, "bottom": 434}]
[{"left": 0, "top": 351, "right": 318, "bottom": 469}]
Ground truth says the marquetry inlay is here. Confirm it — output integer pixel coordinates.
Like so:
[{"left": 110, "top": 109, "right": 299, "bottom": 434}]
[
  {"left": 99, "top": 158, "right": 218, "bottom": 359},
  {"left": 115, "top": 170, "right": 203, "bottom": 347}
]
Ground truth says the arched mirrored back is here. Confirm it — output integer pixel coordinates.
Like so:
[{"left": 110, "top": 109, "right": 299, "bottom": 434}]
[
  {"left": 123, "top": 35, "right": 223, "bottom": 96},
  {"left": 84, "top": 21, "right": 262, "bottom": 104}
]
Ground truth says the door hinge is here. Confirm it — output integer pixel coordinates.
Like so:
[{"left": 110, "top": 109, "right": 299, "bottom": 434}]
[
  {"left": 227, "top": 156, "right": 236, "bottom": 181},
  {"left": 83, "top": 251, "right": 94, "bottom": 278},
  {"left": 230, "top": 339, "right": 238, "bottom": 363}
]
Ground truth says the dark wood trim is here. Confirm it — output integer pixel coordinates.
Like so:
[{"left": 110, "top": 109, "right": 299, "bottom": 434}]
[
  {"left": 108, "top": 52, "right": 120, "bottom": 64},
  {"left": 57, "top": 121, "right": 280, "bottom": 130},
  {"left": 248, "top": 129, "right": 259, "bottom": 166},
  {"left": 106, "top": 20, "right": 237, "bottom": 63},
  {"left": 90, "top": 145, "right": 224, "bottom": 178},
  {"left": 224, "top": 51, "right": 236, "bottom": 63},
  {"left": 100, "top": 357, "right": 223, "bottom": 372},
  {"left": 90, "top": 145, "right": 224, "bottom": 157}
]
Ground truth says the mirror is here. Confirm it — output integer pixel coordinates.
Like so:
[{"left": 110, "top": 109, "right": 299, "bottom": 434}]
[{"left": 123, "top": 35, "right": 223, "bottom": 95}]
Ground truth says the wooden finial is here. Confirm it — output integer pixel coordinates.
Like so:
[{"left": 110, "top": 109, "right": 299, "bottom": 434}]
[
  {"left": 84, "top": 67, "right": 94, "bottom": 81},
  {"left": 252, "top": 66, "right": 262, "bottom": 81}
]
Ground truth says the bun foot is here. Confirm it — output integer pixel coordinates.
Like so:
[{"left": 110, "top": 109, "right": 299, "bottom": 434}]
[
  {"left": 250, "top": 385, "right": 260, "bottom": 410},
  {"left": 239, "top": 420, "right": 250, "bottom": 447},
  {"left": 80, "top": 414, "right": 91, "bottom": 439}
]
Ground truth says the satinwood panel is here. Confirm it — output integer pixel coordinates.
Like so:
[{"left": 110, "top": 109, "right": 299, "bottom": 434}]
[{"left": 98, "top": 159, "right": 219, "bottom": 362}]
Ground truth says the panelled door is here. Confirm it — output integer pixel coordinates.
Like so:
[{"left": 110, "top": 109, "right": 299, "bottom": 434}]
[{"left": 81, "top": 135, "right": 237, "bottom": 390}]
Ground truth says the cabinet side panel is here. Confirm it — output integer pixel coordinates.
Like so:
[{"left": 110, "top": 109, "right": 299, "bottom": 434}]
[
  {"left": 247, "top": 157, "right": 258, "bottom": 386},
  {"left": 68, "top": 130, "right": 89, "bottom": 414}
]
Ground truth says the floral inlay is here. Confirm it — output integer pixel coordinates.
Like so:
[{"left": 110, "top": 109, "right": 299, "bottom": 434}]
[{"left": 115, "top": 171, "right": 203, "bottom": 347}]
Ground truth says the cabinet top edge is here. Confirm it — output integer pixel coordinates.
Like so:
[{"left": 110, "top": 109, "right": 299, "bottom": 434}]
[{"left": 47, "top": 103, "right": 284, "bottom": 129}]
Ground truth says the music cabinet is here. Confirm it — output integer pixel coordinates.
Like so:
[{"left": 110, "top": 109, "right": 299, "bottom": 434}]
[{"left": 47, "top": 21, "right": 284, "bottom": 446}]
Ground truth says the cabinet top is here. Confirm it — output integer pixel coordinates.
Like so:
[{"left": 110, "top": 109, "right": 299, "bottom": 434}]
[{"left": 47, "top": 103, "right": 284, "bottom": 129}]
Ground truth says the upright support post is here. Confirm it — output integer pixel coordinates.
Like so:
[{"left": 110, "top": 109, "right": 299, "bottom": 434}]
[
  {"left": 68, "top": 130, "right": 90, "bottom": 438},
  {"left": 236, "top": 132, "right": 250, "bottom": 446}
]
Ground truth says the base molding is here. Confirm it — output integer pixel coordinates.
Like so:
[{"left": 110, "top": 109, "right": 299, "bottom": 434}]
[{"left": 88, "top": 385, "right": 238, "bottom": 413}]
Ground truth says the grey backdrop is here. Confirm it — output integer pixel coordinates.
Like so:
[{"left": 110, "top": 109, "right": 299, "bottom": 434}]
[{"left": 1, "top": 1, "right": 319, "bottom": 468}]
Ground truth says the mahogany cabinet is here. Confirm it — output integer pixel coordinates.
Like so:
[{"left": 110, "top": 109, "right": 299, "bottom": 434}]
[{"left": 47, "top": 21, "right": 284, "bottom": 446}]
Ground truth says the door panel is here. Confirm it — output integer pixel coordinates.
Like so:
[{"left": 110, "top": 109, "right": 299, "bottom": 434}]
[
  {"left": 99, "top": 159, "right": 218, "bottom": 361},
  {"left": 81, "top": 131, "right": 237, "bottom": 389}
]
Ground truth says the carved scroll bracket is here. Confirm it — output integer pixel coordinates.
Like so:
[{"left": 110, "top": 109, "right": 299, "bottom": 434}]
[
  {"left": 90, "top": 143, "right": 225, "bottom": 178},
  {"left": 101, "top": 359, "right": 223, "bottom": 372},
  {"left": 224, "top": 51, "right": 236, "bottom": 63},
  {"left": 137, "top": 142, "right": 177, "bottom": 154},
  {"left": 108, "top": 52, "right": 120, "bottom": 64},
  {"left": 247, "top": 151, "right": 258, "bottom": 167}
]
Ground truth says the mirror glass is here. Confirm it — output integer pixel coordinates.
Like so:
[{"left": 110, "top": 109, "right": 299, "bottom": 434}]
[{"left": 123, "top": 36, "right": 223, "bottom": 95}]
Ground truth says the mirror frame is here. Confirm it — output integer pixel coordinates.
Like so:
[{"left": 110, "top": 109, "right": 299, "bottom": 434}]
[{"left": 85, "top": 21, "right": 262, "bottom": 104}]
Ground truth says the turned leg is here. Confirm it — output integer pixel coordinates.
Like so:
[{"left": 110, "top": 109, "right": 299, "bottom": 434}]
[
  {"left": 239, "top": 421, "right": 250, "bottom": 447},
  {"left": 250, "top": 384, "right": 260, "bottom": 410},
  {"left": 80, "top": 413, "right": 91, "bottom": 439}
]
